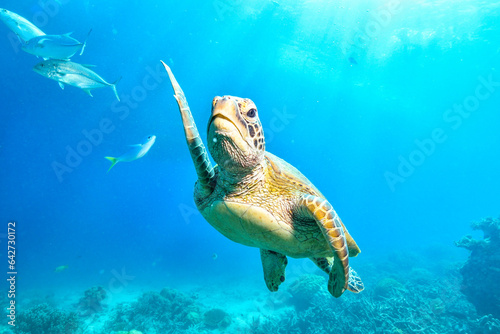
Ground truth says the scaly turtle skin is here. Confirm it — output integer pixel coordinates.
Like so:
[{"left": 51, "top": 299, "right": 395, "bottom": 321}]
[{"left": 162, "top": 62, "right": 363, "bottom": 297}]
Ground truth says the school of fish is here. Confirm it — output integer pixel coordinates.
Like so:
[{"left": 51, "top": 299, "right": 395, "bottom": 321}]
[
  {"left": 0, "top": 8, "right": 120, "bottom": 101},
  {"left": 1, "top": 8, "right": 155, "bottom": 171}
]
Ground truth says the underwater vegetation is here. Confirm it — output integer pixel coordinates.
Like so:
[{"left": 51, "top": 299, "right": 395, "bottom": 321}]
[{"left": 456, "top": 216, "right": 500, "bottom": 319}]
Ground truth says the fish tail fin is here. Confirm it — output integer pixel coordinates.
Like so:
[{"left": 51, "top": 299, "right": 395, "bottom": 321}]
[
  {"left": 80, "top": 28, "right": 92, "bottom": 56},
  {"left": 111, "top": 76, "right": 122, "bottom": 101},
  {"left": 105, "top": 156, "right": 119, "bottom": 173}
]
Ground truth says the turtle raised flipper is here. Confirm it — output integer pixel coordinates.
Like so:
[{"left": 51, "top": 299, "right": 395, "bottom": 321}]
[
  {"left": 260, "top": 249, "right": 288, "bottom": 292},
  {"left": 300, "top": 194, "right": 349, "bottom": 297},
  {"left": 161, "top": 61, "right": 215, "bottom": 194}
]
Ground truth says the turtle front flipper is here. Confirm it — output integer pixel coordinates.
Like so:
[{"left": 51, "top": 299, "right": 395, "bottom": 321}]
[
  {"left": 260, "top": 249, "right": 288, "bottom": 292},
  {"left": 300, "top": 195, "right": 349, "bottom": 297},
  {"left": 311, "top": 257, "right": 364, "bottom": 293},
  {"left": 336, "top": 217, "right": 361, "bottom": 257},
  {"left": 161, "top": 61, "right": 215, "bottom": 195}
]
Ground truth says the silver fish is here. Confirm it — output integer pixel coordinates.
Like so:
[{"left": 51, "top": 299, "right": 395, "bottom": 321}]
[
  {"left": 105, "top": 135, "right": 156, "bottom": 172},
  {"left": 33, "top": 59, "right": 121, "bottom": 101},
  {"left": 22, "top": 30, "right": 92, "bottom": 60},
  {"left": 0, "top": 8, "right": 45, "bottom": 42}
]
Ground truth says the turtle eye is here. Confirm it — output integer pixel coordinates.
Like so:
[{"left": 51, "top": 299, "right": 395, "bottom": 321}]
[{"left": 247, "top": 108, "right": 257, "bottom": 118}]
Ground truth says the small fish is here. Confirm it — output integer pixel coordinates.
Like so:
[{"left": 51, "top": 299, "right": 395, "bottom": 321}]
[
  {"left": 105, "top": 135, "right": 156, "bottom": 172},
  {"left": 33, "top": 59, "right": 121, "bottom": 101},
  {"left": 22, "top": 29, "right": 92, "bottom": 60},
  {"left": 0, "top": 8, "right": 45, "bottom": 42},
  {"left": 348, "top": 56, "right": 358, "bottom": 65},
  {"left": 212, "top": 253, "right": 218, "bottom": 260},
  {"left": 54, "top": 265, "right": 69, "bottom": 273}
]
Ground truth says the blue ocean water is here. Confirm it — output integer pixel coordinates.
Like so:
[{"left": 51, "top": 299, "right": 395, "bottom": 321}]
[{"left": 1, "top": 0, "right": 500, "bottom": 333}]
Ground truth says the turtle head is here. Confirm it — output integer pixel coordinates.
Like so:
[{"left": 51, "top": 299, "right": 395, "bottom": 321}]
[{"left": 207, "top": 95, "right": 265, "bottom": 173}]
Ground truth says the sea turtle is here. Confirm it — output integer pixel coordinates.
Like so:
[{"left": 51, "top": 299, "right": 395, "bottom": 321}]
[{"left": 161, "top": 62, "right": 364, "bottom": 297}]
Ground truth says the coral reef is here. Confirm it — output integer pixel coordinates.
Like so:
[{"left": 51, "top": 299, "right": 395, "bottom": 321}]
[
  {"left": 14, "top": 248, "right": 500, "bottom": 334},
  {"left": 104, "top": 287, "right": 203, "bottom": 333},
  {"left": 77, "top": 286, "right": 107, "bottom": 316},
  {"left": 372, "top": 277, "right": 405, "bottom": 300},
  {"left": 249, "top": 273, "right": 487, "bottom": 334},
  {"left": 203, "top": 308, "right": 231, "bottom": 330},
  {"left": 456, "top": 216, "right": 500, "bottom": 318},
  {"left": 287, "top": 274, "right": 325, "bottom": 311},
  {"left": 408, "top": 267, "right": 436, "bottom": 285},
  {"left": 16, "top": 303, "right": 80, "bottom": 334}
]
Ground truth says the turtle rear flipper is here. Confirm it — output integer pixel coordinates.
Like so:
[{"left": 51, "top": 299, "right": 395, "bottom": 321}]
[
  {"left": 311, "top": 257, "right": 364, "bottom": 294},
  {"left": 260, "top": 249, "right": 288, "bottom": 292},
  {"left": 347, "top": 267, "right": 364, "bottom": 293}
]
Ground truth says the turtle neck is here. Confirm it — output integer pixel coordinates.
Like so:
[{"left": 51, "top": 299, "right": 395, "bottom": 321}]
[{"left": 217, "top": 160, "right": 266, "bottom": 196}]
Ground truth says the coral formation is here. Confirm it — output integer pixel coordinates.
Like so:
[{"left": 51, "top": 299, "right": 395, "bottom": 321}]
[
  {"left": 287, "top": 274, "right": 325, "bottom": 311},
  {"left": 373, "top": 277, "right": 405, "bottom": 300},
  {"left": 249, "top": 273, "right": 486, "bottom": 334},
  {"left": 13, "top": 249, "right": 500, "bottom": 334},
  {"left": 77, "top": 286, "right": 107, "bottom": 316},
  {"left": 408, "top": 267, "right": 436, "bottom": 285},
  {"left": 104, "top": 287, "right": 203, "bottom": 333},
  {"left": 203, "top": 308, "right": 231, "bottom": 330},
  {"left": 11, "top": 266, "right": 500, "bottom": 334},
  {"left": 456, "top": 216, "right": 500, "bottom": 318},
  {"left": 16, "top": 303, "right": 80, "bottom": 334}
]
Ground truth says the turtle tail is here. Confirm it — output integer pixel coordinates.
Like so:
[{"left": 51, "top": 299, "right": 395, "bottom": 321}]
[{"left": 105, "top": 156, "right": 119, "bottom": 173}]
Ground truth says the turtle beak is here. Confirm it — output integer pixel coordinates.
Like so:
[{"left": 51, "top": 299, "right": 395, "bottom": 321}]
[
  {"left": 207, "top": 96, "right": 221, "bottom": 134},
  {"left": 207, "top": 96, "right": 239, "bottom": 137},
  {"left": 212, "top": 96, "right": 221, "bottom": 110}
]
